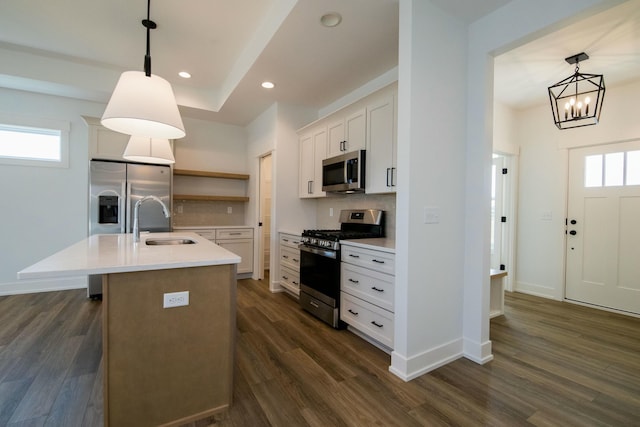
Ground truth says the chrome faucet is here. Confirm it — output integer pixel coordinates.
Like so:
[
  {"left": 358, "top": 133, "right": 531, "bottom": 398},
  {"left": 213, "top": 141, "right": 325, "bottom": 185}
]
[{"left": 132, "top": 195, "right": 171, "bottom": 242}]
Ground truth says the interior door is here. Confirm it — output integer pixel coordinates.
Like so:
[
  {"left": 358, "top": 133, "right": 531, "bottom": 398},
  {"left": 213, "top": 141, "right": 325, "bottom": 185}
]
[{"left": 566, "top": 141, "right": 640, "bottom": 315}]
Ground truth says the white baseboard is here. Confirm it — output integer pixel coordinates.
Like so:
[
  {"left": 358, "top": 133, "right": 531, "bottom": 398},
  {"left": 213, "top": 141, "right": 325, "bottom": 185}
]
[
  {"left": 515, "top": 281, "right": 561, "bottom": 301},
  {"left": 463, "top": 337, "right": 494, "bottom": 364},
  {"left": 0, "top": 276, "right": 87, "bottom": 296},
  {"left": 389, "top": 338, "right": 463, "bottom": 381}
]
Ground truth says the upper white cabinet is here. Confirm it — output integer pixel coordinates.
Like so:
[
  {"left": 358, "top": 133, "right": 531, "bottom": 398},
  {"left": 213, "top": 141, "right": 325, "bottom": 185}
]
[
  {"left": 366, "top": 92, "right": 397, "bottom": 194},
  {"left": 298, "top": 125, "right": 327, "bottom": 198},
  {"left": 326, "top": 109, "right": 366, "bottom": 158},
  {"left": 297, "top": 82, "right": 397, "bottom": 198}
]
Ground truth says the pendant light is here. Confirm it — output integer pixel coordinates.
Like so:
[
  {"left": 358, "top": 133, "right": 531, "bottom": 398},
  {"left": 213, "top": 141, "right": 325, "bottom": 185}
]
[
  {"left": 548, "top": 52, "right": 605, "bottom": 130},
  {"left": 123, "top": 136, "right": 175, "bottom": 164},
  {"left": 101, "top": 0, "right": 185, "bottom": 139}
]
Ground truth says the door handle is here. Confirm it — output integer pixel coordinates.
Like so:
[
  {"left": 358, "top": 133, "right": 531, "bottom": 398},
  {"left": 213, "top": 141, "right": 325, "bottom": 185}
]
[{"left": 569, "top": 230, "right": 577, "bottom": 235}]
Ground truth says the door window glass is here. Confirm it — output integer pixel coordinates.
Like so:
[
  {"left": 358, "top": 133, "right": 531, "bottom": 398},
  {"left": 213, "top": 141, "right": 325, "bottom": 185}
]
[{"left": 585, "top": 150, "right": 640, "bottom": 187}]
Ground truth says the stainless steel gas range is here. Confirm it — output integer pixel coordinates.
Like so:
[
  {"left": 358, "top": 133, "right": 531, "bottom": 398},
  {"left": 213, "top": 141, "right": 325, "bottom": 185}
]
[{"left": 299, "top": 209, "right": 385, "bottom": 328}]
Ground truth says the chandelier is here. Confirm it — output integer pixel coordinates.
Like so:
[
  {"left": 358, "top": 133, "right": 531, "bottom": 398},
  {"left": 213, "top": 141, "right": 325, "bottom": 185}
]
[{"left": 548, "top": 52, "right": 605, "bottom": 130}]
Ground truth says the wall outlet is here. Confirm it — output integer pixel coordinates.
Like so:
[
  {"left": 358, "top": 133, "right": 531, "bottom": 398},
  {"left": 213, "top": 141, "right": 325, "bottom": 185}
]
[
  {"left": 329, "top": 207, "right": 334, "bottom": 217},
  {"left": 176, "top": 204, "right": 183, "bottom": 214},
  {"left": 227, "top": 206, "right": 233, "bottom": 214},
  {"left": 163, "top": 291, "right": 189, "bottom": 308}
]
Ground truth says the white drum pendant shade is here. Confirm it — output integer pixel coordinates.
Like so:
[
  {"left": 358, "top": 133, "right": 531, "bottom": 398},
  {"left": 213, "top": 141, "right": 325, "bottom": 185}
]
[
  {"left": 102, "top": 71, "right": 185, "bottom": 139},
  {"left": 123, "top": 135, "right": 175, "bottom": 164}
]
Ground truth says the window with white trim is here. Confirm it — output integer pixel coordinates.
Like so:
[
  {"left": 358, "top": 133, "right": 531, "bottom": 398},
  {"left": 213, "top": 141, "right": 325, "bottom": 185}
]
[{"left": 0, "top": 115, "right": 69, "bottom": 168}]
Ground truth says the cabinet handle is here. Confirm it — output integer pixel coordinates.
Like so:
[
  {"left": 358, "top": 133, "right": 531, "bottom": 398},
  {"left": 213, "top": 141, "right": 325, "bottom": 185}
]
[
  {"left": 372, "top": 286, "right": 384, "bottom": 292},
  {"left": 283, "top": 255, "right": 289, "bottom": 259},
  {"left": 349, "top": 254, "right": 360, "bottom": 258},
  {"left": 229, "top": 232, "right": 242, "bottom": 236},
  {"left": 348, "top": 278, "right": 359, "bottom": 284},
  {"left": 348, "top": 309, "right": 359, "bottom": 316},
  {"left": 282, "top": 275, "right": 288, "bottom": 280},
  {"left": 386, "top": 168, "right": 391, "bottom": 187},
  {"left": 293, "top": 258, "right": 299, "bottom": 263},
  {"left": 292, "top": 281, "right": 299, "bottom": 286},
  {"left": 293, "top": 241, "right": 300, "bottom": 245},
  {"left": 310, "top": 301, "right": 319, "bottom": 308},
  {"left": 308, "top": 180, "right": 313, "bottom": 194},
  {"left": 372, "top": 259, "right": 385, "bottom": 264},
  {"left": 283, "top": 238, "right": 289, "bottom": 242},
  {"left": 371, "top": 321, "right": 384, "bottom": 328}
]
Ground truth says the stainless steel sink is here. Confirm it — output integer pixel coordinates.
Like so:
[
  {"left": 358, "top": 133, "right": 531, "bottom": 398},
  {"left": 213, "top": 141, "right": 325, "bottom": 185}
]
[{"left": 145, "top": 238, "right": 196, "bottom": 246}]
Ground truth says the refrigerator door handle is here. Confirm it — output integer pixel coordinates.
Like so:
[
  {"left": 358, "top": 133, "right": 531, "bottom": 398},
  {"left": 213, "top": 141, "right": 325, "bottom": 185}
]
[
  {"left": 126, "top": 182, "right": 132, "bottom": 234},
  {"left": 120, "top": 182, "right": 126, "bottom": 233}
]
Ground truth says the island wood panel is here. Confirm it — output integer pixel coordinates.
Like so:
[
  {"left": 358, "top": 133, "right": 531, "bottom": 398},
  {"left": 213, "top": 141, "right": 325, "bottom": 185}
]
[{"left": 102, "top": 264, "right": 236, "bottom": 427}]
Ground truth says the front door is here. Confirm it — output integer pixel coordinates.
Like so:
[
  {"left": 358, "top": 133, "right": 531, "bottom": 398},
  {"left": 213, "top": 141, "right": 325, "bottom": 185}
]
[{"left": 566, "top": 140, "right": 640, "bottom": 315}]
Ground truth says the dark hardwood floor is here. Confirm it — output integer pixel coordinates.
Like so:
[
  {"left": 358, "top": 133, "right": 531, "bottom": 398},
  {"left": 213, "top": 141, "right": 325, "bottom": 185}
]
[{"left": 0, "top": 277, "right": 638, "bottom": 426}]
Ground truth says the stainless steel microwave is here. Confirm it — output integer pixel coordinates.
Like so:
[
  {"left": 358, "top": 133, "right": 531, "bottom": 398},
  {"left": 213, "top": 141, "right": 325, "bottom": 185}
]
[{"left": 322, "top": 150, "right": 365, "bottom": 193}]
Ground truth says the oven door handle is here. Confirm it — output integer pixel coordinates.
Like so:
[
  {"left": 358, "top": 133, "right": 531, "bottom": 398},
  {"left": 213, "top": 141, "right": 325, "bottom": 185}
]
[{"left": 299, "top": 244, "right": 338, "bottom": 259}]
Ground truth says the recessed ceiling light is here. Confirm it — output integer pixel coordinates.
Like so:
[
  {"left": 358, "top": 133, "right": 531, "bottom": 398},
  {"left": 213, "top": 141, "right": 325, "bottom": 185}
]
[
  {"left": 261, "top": 81, "right": 275, "bottom": 89},
  {"left": 178, "top": 71, "right": 191, "bottom": 79},
  {"left": 320, "top": 12, "right": 342, "bottom": 27}
]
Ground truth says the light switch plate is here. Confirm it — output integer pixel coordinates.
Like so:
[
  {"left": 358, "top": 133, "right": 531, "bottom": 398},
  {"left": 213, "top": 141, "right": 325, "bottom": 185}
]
[{"left": 424, "top": 206, "right": 440, "bottom": 224}]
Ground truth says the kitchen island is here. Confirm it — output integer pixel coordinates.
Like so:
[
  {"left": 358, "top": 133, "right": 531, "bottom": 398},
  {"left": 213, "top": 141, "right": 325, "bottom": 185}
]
[{"left": 18, "top": 232, "right": 240, "bottom": 427}]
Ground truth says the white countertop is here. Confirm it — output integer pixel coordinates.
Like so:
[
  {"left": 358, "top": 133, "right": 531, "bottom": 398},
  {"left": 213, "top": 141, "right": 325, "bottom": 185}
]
[
  {"left": 18, "top": 232, "right": 240, "bottom": 280},
  {"left": 340, "top": 238, "right": 395, "bottom": 253}
]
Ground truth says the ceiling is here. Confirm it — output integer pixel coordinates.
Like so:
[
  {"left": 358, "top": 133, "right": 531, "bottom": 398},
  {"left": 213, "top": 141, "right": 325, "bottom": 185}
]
[
  {"left": 0, "top": 0, "right": 638, "bottom": 126},
  {"left": 494, "top": 0, "right": 640, "bottom": 110}
]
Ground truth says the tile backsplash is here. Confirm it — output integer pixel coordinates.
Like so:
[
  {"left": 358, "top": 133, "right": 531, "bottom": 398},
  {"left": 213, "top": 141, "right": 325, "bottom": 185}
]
[
  {"left": 172, "top": 200, "right": 246, "bottom": 227},
  {"left": 316, "top": 193, "right": 396, "bottom": 240}
]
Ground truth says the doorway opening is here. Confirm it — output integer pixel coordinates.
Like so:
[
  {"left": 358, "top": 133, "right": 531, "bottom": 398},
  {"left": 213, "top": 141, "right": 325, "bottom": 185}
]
[{"left": 258, "top": 153, "right": 273, "bottom": 281}]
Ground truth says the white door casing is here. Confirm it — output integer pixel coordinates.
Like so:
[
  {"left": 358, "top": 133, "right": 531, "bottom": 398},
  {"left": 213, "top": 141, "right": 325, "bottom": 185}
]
[{"left": 566, "top": 141, "right": 640, "bottom": 315}]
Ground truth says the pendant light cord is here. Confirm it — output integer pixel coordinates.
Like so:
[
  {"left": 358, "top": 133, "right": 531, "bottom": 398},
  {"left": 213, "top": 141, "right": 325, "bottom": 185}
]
[{"left": 143, "top": 0, "right": 155, "bottom": 77}]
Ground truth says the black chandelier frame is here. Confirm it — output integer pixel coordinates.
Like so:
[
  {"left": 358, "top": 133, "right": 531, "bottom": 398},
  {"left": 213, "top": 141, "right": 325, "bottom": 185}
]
[{"left": 548, "top": 52, "right": 605, "bottom": 130}]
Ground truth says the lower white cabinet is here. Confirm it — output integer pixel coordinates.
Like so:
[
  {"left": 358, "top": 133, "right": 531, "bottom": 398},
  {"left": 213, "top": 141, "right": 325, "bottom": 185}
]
[
  {"left": 279, "top": 232, "right": 301, "bottom": 295},
  {"left": 191, "top": 227, "right": 253, "bottom": 275},
  {"left": 340, "top": 242, "right": 395, "bottom": 350}
]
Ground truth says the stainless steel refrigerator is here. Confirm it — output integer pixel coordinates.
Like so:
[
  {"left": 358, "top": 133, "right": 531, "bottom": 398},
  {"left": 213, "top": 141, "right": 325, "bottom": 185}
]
[{"left": 88, "top": 160, "right": 172, "bottom": 297}]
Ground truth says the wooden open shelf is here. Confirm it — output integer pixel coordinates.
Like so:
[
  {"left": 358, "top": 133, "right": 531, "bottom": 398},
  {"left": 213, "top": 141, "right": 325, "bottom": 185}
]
[
  {"left": 173, "top": 194, "right": 249, "bottom": 202},
  {"left": 173, "top": 169, "right": 250, "bottom": 202},
  {"left": 173, "top": 169, "right": 250, "bottom": 180}
]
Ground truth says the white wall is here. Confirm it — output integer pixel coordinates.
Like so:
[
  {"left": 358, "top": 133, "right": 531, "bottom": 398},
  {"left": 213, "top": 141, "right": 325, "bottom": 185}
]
[
  {"left": 0, "top": 88, "right": 103, "bottom": 294},
  {"left": 246, "top": 102, "right": 316, "bottom": 287},
  {"left": 514, "top": 78, "right": 640, "bottom": 300},
  {"left": 392, "top": 0, "right": 468, "bottom": 380}
]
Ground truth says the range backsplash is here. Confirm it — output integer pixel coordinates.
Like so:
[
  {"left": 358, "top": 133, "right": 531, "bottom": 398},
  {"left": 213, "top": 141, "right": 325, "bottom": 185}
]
[{"left": 315, "top": 193, "right": 396, "bottom": 240}]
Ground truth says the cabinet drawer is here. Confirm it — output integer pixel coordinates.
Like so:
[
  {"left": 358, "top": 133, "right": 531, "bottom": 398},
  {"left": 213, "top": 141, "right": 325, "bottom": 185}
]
[
  {"left": 280, "top": 246, "right": 300, "bottom": 271},
  {"left": 280, "top": 233, "right": 301, "bottom": 249},
  {"left": 340, "top": 292, "right": 393, "bottom": 349},
  {"left": 216, "top": 228, "right": 253, "bottom": 239},
  {"left": 341, "top": 263, "right": 394, "bottom": 312},
  {"left": 279, "top": 265, "right": 300, "bottom": 292},
  {"left": 341, "top": 245, "right": 395, "bottom": 275}
]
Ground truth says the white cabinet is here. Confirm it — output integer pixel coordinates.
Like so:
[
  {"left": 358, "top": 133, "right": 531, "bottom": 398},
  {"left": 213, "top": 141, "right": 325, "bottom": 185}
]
[
  {"left": 278, "top": 233, "right": 301, "bottom": 296},
  {"left": 340, "top": 243, "right": 395, "bottom": 350},
  {"left": 216, "top": 228, "right": 253, "bottom": 274},
  {"left": 327, "top": 109, "right": 366, "bottom": 158},
  {"left": 191, "top": 227, "right": 253, "bottom": 275},
  {"left": 366, "top": 92, "right": 397, "bottom": 194},
  {"left": 299, "top": 126, "right": 327, "bottom": 198}
]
